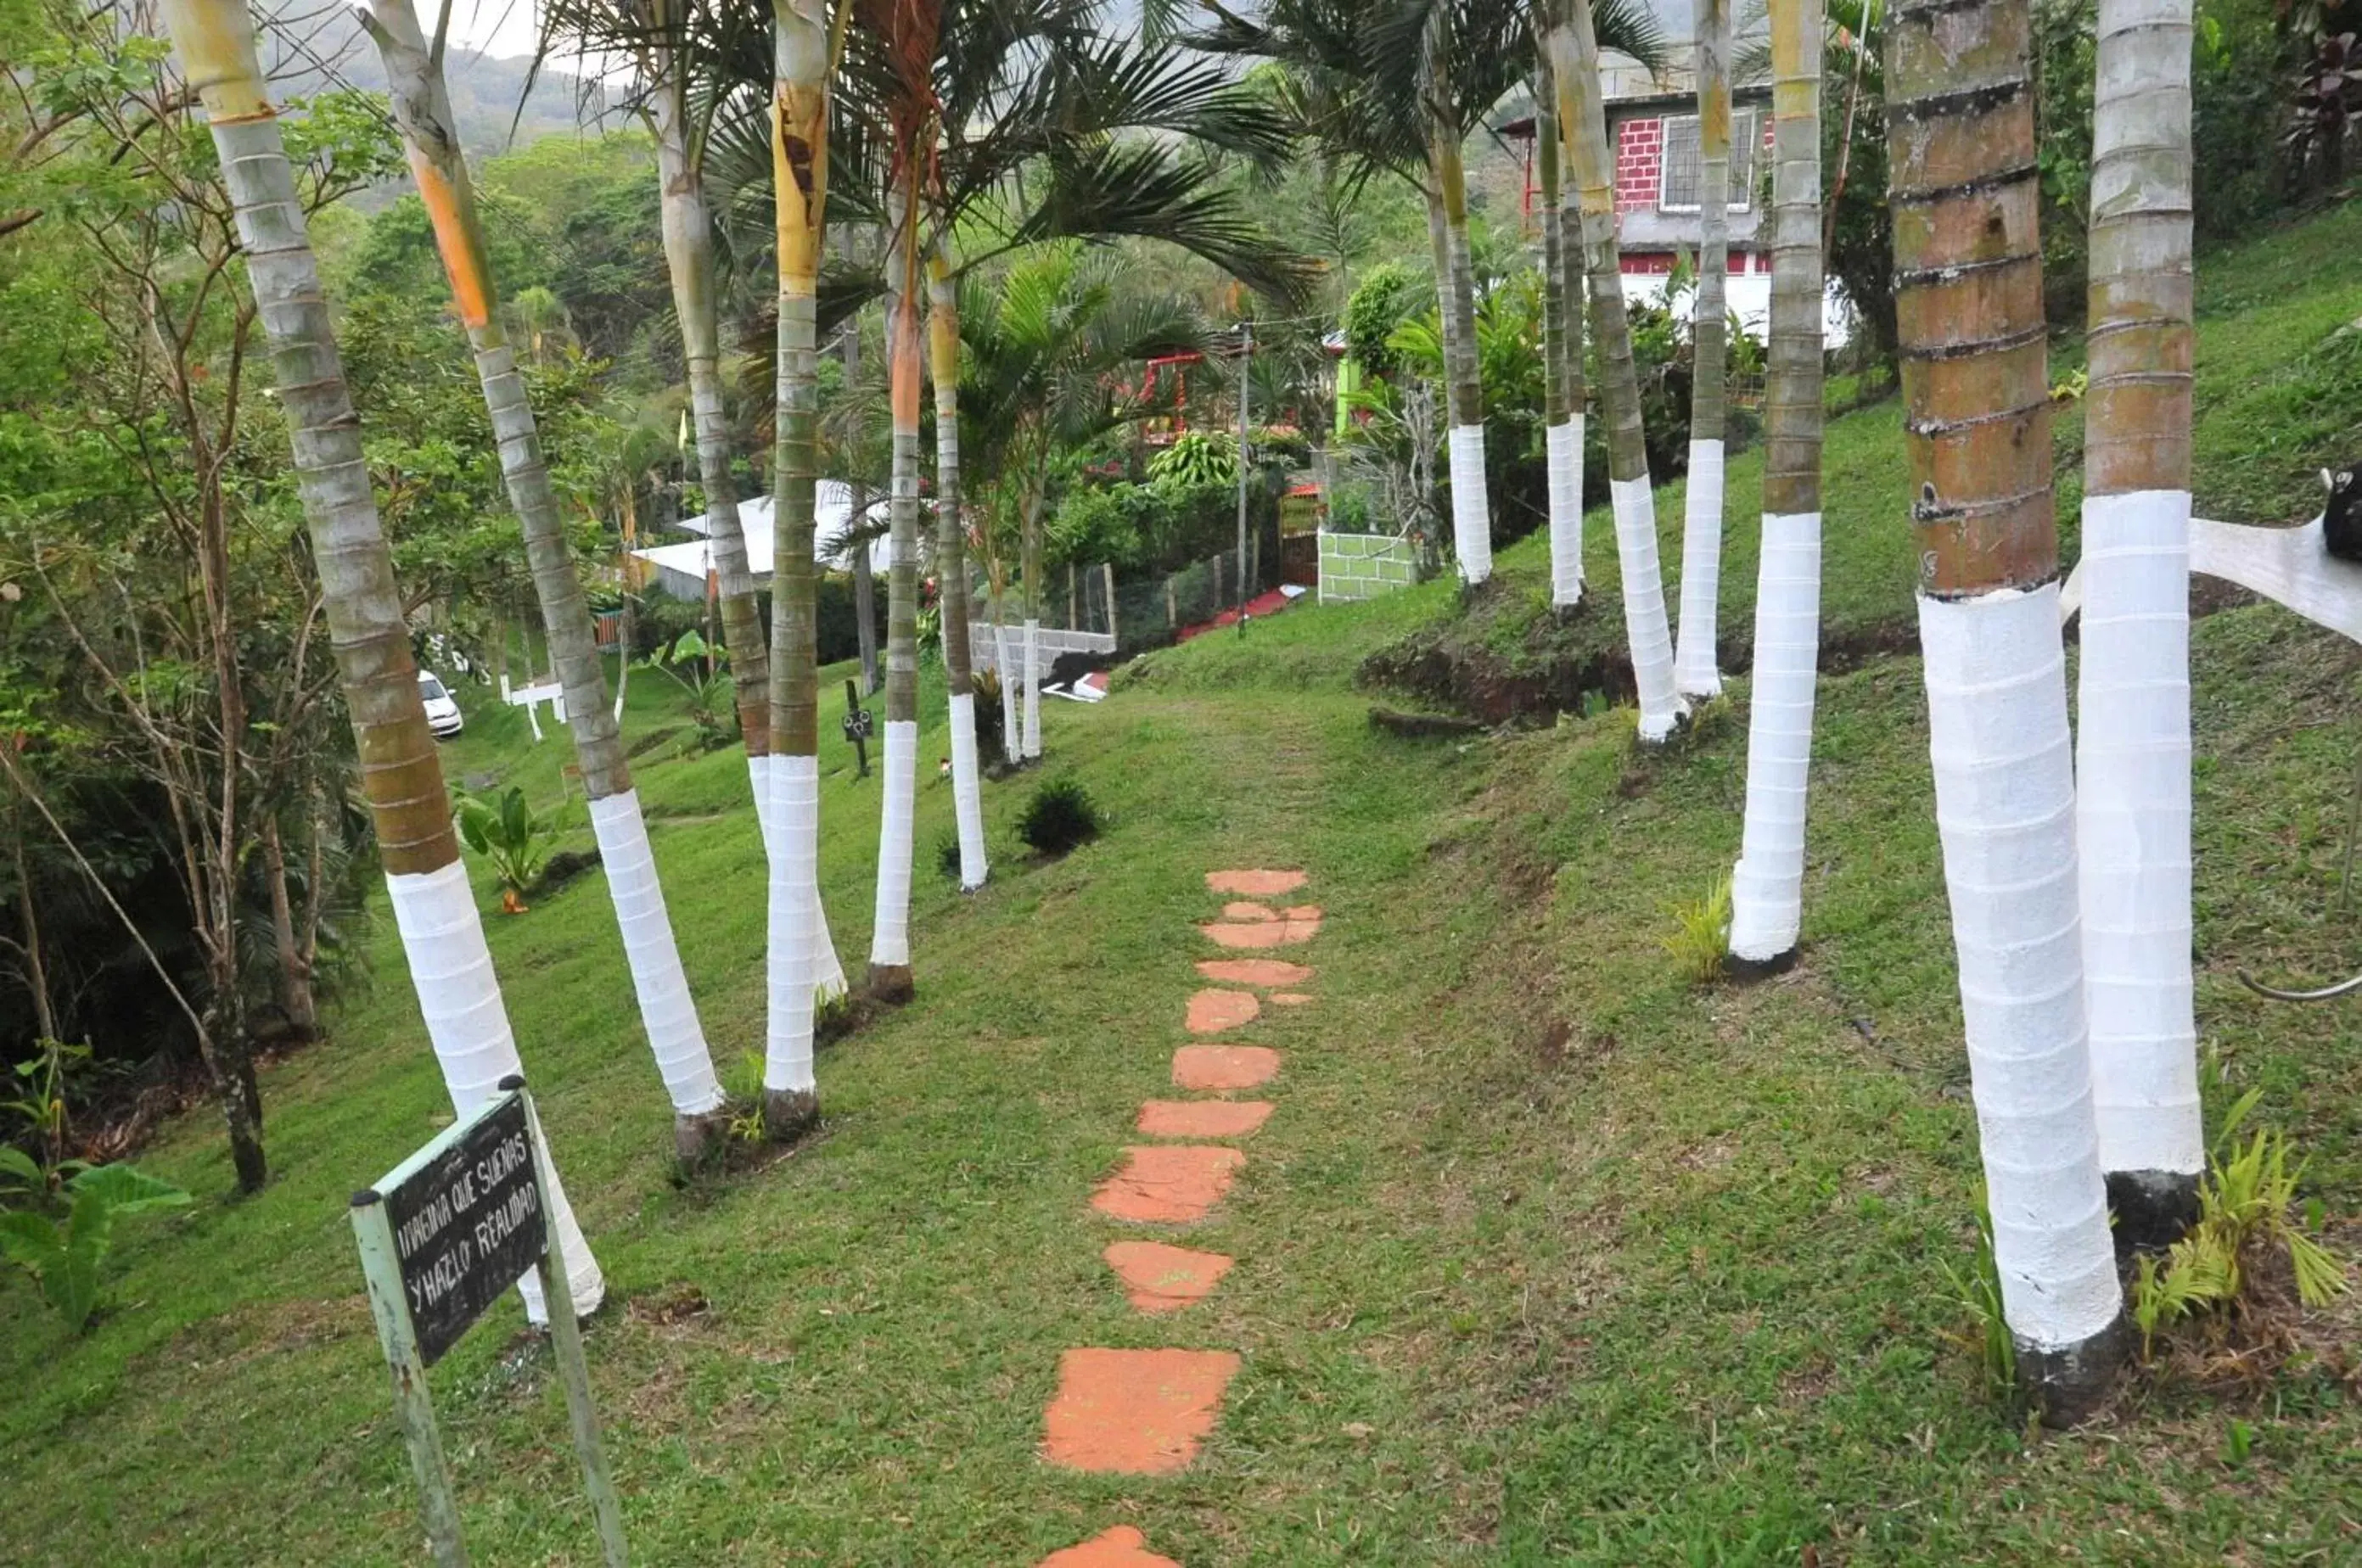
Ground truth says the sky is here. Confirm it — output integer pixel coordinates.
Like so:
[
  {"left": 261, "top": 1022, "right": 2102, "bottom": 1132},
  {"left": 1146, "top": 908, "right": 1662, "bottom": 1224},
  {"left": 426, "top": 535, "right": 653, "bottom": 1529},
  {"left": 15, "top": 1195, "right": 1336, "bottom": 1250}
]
[{"left": 439, "top": 0, "right": 547, "bottom": 61}]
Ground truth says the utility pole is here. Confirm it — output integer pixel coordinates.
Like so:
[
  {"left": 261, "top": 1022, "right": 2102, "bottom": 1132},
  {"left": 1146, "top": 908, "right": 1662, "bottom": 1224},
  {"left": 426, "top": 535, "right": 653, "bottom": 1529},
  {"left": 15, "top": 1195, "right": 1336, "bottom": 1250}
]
[{"left": 1234, "top": 319, "right": 1252, "bottom": 636}]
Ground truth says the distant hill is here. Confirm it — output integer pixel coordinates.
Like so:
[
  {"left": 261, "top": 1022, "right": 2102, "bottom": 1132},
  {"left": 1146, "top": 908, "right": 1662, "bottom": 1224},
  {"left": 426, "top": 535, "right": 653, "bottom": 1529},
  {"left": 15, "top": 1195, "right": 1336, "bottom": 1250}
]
[{"left": 258, "top": 8, "right": 620, "bottom": 159}]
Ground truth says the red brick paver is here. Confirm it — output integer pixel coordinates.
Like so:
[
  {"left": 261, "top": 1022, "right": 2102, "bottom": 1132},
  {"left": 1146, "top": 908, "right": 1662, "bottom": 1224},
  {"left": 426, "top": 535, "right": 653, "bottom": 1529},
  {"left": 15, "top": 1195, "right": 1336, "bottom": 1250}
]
[
  {"left": 1042, "top": 1348, "right": 1241, "bottom": 1474},
  {"left": 1170, "top": 1045, "right": 1282, "bottom": 1092},
  {"left": 1136, "top": 1099, "right": 1273, "bottom": 1139},
  {"left": 1102, "top": 1240, "right": 1236, "bottom": 1313},
  {"left": 1090, "top": 1145, "right": 1247, "bottom": 1224}
]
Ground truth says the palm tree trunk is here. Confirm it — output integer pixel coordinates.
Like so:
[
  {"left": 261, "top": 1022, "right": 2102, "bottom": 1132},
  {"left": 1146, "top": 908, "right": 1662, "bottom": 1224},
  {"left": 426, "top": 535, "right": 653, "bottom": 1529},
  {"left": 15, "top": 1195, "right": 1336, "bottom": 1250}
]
[
  {"left": 1020, "top": 450, "right": 1046, "bottom": 760},
  {"left": 159, "top": 0, "right": 599, "bottom": 1312},
  {"left": 869, "top": 167, "right": 923, "bottom": 1001},
  {"left": 760, "top": 0, "right": 839, "bottom": 1136},
  {"left": 992, "top": 573, "right": 1020, "bottom": 763},
  {"left": 367, "top": 0, "right": 727, "bottom": 1161},
  {"left": 1885, "top": 0, "right": 2123, "bottom": 1418},
  {"left": 1428, "top": 97, "right": 1492, "bottom": 586},
  {"left": 1551, "top": 0, "right": 1684, "bottom": 742},
  {"left": 929, "top": 241, "right": 990, "bottom": 888},
  {"left": 2078, "top": 0, "right": 2201, "bottom": 1245},
  {"left": 1728, "top": 0, "right": 1826, "bottom": 974},
  {"left": 1672, "top": 0, "right": 1731, "bottom": 698},
  {"left": 844, "top": 323, "right": 882, "bottom": 694},
  {"left": 1534, "top": 46, "right": 1584, "bottom": 608},
  {"left": 648, "top": 44, "right": 771, "bottom": 761}
]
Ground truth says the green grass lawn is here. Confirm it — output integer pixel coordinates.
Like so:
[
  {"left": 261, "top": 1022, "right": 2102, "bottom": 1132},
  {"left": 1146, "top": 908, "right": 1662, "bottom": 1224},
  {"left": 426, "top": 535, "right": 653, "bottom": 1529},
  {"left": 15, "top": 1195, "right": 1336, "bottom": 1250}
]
[{"left": 12, "top": 206, "right": 2362, "bottom": 1565}]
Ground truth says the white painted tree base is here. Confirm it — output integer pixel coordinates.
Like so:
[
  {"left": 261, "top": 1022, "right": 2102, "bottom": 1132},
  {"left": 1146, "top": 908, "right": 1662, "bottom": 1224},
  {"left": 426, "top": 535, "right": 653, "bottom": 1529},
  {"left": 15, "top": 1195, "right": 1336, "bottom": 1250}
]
[
  {"left": 1728, "top": 511, "right": 1822, "bottom": 961},
  {"left": 1609, "top": 476, "right": 1686, "bottom": 742},
  {"left": 384, "top": 860, "right": 603, "bottom": 1319},
  {"left": 586, "top": 790, "right": 724, "bottom": 1116},
  {"left": 2076, "top": 490, "right": 2203, "bottom": 1180},
  {"left": 1021, "top": 619, "right": 1042, "bottom": 760},
  {"left": 1546, "top": 416, "right": 1585, "bottom": 607},
  {"left": 871, "top": 719, "right": 917, "bottom": 968},
  {"left": 949, "top": 692, "right": 989, "bottom": 889},
  {"left": 765, "top": 755, "right": 820, "bottom": 1096},
  {"left": 1920, "top": 585, "right": 2121, "bottom": 1352},
  {"left": 1672, "top": 438, "right": 1725, "bottom": 698},
  {"left": 1448, "top": 423, "right": 1494, "bottom": 585}
]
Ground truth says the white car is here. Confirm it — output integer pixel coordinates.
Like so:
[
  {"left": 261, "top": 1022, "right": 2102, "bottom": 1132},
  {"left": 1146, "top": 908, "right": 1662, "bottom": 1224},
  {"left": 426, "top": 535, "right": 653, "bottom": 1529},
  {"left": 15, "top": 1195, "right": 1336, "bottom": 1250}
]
[{"left": 418, "top": 669, "right": 464, "bottom": 738}]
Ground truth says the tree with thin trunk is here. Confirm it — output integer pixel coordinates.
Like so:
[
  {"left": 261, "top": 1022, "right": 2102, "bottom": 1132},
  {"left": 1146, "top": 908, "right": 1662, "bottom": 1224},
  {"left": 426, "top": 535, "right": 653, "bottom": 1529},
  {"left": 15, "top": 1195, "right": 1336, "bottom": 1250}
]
[
  {"left": 155, "top": 0, "right": 603, "bottom": 1315},
  {"left": 870, "top": 164, "right": 925, "bottom": 1001},
  {"left": 1726, "top": 0, "right": 1823, "bottom": 973},
  {"left": 928, "top": 238, "right": 989, "bottom": 882},
  {"left": 1671, "top": 0, "right": 1731, "bottom": 698},
  {"left": 1546, "top": 0, "right": 1685, "bottom": 742},
  {"left": 1531, "top": 34, "right": 1584, "bottom": 609},
  {"left": 760, "top": 0, "right": 843, "bottom": 1133},
  {"left": 2077, "top": 0, "right": 2201, "bottom": 1245},
  {"left": 1884, "top": 0, "right": 2123, "bottom": 1418},
  {"left": 364, "top": 0, "right": 729, "bottom": 1163}
]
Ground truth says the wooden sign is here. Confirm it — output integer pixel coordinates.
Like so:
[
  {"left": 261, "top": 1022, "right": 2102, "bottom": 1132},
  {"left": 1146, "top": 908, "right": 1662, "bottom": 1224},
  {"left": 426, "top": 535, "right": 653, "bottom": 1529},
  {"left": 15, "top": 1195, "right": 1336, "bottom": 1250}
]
[
  {"left": 378, "top": 1090, "right": 545, "bottom": 1365},
  {"left": 351, "top": 1078, "right": 626, "bottom": 1567}
]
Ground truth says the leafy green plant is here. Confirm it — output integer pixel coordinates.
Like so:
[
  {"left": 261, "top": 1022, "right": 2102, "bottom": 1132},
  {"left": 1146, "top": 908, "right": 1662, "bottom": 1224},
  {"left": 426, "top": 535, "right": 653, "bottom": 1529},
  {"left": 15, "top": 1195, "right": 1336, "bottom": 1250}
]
[
  {"left": 1938, "top": 1198, "right": 2019, "bottom": 1404},
  {"left": 0, "top": 1162, "right": 190, "bottom": 1331},
  {"left": 1016, "top": 777, "right": 1102, "bottom": 857},
  {"left": 1147, "top": 431, "right": 1237, "bottom": 488},
  {"left": 640, "top": 630, "right": 737, "bottom": 748},
  {"left": 452, "top": 786, "right": 558, "bottom": 911},
  {"left": 935, "top": 830, "right": 964, "bottom": 883},
  {"left": 721, "top": 1051, "right": 766, "bottom": 1145},
  {"left": 2126, "top": 1089, "right": 2350, "bottom": 1360},
  {"left": 1661, "top": 873, "right": 1733, "bottom": 985},
  {"left": 1, "top": 1038, "right": 92, "bottom": 1196}
]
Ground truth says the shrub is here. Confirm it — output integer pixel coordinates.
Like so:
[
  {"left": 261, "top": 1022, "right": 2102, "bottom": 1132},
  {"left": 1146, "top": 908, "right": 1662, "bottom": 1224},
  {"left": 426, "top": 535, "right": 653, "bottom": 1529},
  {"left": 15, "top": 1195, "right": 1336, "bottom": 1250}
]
[
  {"left": 935, "top": 831, "right": 963, "bottom": 883},
  {"left": 1344, "top": 260, "right": 1432, "bottom": 380},
  {"left": 1661, "top": 873, "right": 1733, "bottom": 985},
  {"left": 1017, "top": 777, "right": 1102, "bottom": 858},
  {"left": 0, "top": 1162, "right": 191, "bottom": 1331},
  {"left": 1148, "top": 431, "right": 1237, "bottom": 488},
  {"left": 453, "top": 786, "right": 558, "bottom": 911}
]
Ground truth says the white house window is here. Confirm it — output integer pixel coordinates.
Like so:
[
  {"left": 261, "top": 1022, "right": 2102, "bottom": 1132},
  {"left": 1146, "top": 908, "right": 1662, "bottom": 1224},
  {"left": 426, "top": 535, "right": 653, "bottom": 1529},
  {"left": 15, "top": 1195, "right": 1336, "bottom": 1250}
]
[{"left": 1658, "top": 111, "right": 1757, "bottom": 213}]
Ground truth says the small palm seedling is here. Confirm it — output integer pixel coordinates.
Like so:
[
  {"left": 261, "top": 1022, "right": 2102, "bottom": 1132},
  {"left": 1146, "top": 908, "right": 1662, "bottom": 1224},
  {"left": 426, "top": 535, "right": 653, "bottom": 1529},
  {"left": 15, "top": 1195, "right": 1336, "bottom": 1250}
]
[
  {"left": 640, "top": 630, "right": 737, "bottom": 749},
  {"left": 1661, "top": 872, "right": 1733, "bottom": 985},
  {"left": 453, "top": 786, "right": 558, "bottom": 913},
  {"left": 1937, "top": 1195, "right": 2018, "bottom": 1405},
  {"left": 1017, "top": 777, "right": 1102, "bottom": 858},
  {"left": 2126, "top": 1089, "right": 2350, "bottom": 1361}
]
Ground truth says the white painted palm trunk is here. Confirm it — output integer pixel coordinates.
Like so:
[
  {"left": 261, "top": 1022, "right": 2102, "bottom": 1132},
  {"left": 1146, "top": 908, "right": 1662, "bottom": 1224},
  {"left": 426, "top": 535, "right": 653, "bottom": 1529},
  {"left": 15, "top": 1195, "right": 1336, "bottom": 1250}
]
[
  {"left": 1728, "top": 511, "right": 1822, "bottom": 960},
  {"left": 1673, "top": 439, "right": 1726, "bottom": 697},
  {"left": 870, "top": 719, "right": 917, "bottom": 968},
  {"left": 755, "top": 753, "right": 844, "bottom": 1005},
  {"left": 2076, "top": 490, "right": 2202, "bottom": 1180},
  {"left": 1921, "top": 585, "right": 2122, "bottom": 1352},
  {"left": 1546, "top": 417, "right": 1585, "bottom": 606},
  {"left": 1610, "top": 477, "right": 1686, "bottom": 742},
  {"left": 763, "top": 755, "right": 819, "bottom": 1097},
  {"left": 949, "top": 692, "right": 987, "bottom": 889},
  {"left": 586, "top": 791, "right": 723, "bottom": 1115},
  {"left": 385, "top": 862, "right": 603, "bottom": 1319},
  {"left": 1021, "top": 619, "right": 1042, "bottom": 759},
  {"left": 996, "top": 621, "right": 1020, "bottom": 751},
  {"left": 1448, "top": 424, "right": 1494, "bottom": 585}
]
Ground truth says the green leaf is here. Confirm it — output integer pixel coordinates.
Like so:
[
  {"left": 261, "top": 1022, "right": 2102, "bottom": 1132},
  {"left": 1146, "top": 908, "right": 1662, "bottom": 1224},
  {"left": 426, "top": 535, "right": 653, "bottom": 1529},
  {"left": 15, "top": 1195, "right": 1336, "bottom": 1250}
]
[
  {"left": 44, "top": 1236, "right": 100, "bottom": 1330},
  {"left": 0, "top": 1209, "right": 65, "bottom": 1271},
  {"left": 66, "top": 1162, "right": 192, "bottom": 1216},
  {"left": 0, "top": 1145, "right": 45, "bottom": 1190}
]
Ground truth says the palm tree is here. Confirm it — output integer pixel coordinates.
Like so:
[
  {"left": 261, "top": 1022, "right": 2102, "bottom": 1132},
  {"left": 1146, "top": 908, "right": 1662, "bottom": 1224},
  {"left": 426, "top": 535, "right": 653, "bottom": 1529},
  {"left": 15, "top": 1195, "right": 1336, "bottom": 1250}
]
[
  {"left": 1670, "top": 0, "right": 1731, "bottom": 698},
  {"left": 1883, "top": 0, "right": 2123, "bottom": 1419},
  {"left": 361, "top": 0, "right": 729, "bottom": 1161},
  {"left": 2076, "top": 0, "right": 2202, "bottom": 1244},
  {"left": 759, "top": 0, "right": 844, "bottom": 1134},
  {"left": 154, "top": 0, "right": 602, "bottom": 1315},
  {"left": 1529, "top": 32, "right": 1585, "bottom": 608},
  {"left": 1544, "top": 0, "right": 1684, "bottom": 742},
  {"left": 928, "top": 239, "right": 990, "bottom": 882},
  {"left": 1725, "top": 0, "right": 1821, "bottom": 974}
]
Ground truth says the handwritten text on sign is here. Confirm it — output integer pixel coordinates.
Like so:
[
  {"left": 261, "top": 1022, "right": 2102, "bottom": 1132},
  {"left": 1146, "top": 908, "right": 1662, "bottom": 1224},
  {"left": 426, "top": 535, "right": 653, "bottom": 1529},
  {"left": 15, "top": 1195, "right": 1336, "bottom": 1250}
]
[{"left": 382, "top": 1093, "right": 546, "bottom": 1364}]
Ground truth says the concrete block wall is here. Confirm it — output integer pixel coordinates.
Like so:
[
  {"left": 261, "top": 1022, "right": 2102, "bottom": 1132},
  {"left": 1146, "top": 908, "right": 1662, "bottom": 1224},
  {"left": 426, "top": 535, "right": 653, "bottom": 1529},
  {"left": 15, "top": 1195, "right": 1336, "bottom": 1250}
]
[{"left": 1318, "top": 532, "right": 1417, "bottom": 605}]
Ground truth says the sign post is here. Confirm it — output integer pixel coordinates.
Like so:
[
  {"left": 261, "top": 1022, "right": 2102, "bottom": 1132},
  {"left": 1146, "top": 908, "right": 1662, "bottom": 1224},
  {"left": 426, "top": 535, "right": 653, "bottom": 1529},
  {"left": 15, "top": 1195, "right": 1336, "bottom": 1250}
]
[
  {"left": 842, "top": 675, "right": 873, "bottom": 778},
  {"left": 349, "top": 1077, "right": 626, "bottom": 1566}
]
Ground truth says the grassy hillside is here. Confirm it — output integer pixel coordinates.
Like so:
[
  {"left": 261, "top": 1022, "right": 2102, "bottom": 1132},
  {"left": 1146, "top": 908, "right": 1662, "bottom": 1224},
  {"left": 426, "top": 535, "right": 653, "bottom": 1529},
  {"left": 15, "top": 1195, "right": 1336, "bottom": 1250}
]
[{"left": 8, "top": 207, "right": 2362, "bottom": 1564}]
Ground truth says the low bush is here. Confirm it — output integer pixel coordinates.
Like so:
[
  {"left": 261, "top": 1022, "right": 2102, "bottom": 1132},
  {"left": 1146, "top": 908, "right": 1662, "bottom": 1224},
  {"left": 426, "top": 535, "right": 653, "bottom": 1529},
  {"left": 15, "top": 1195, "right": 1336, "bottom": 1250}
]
[{"left": 1016, "top": 777, "right": 1102, "bottom": 858}]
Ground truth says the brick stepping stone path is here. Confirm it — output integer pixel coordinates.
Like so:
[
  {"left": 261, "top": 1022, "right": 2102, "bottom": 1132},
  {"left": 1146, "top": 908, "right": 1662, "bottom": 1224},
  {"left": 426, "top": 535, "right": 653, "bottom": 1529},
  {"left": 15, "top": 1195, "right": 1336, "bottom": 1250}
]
[
  {"left": 1184, "top": 988, "right": 1260, "bottom": 1034},
  {"left": 1136, "top": 1099, "right": 1273, "bottom": 1139},
  {"left": 1090, "top": 1145, "right": 1247, "bottom": 1224},
  {"left": 1199, "top": 906, "right": 1321, "bottom": 949},
  {"left": 1042, "top": 1348, "right": 1241, "bottom": 1475},
  {"left": 1204, "top": 869, "right": 1307, "bottom": 896},
  {"left": 1102, "top": 1240, "right": 1235, "bottom": 1313},
  {"left": 1220, "top": 900, "right": 1280, "bottom": 921},
  {"left": 1194, "top": 958, "right": 1313, "bottom": 987},
  {"left": 1170, "top": 1044, "right": 1282, "bottom": 1092},
  {"left": 1036, "top": 1526, "right": 1181, "bottom": 1567},
  {"left": 1270, "top": 992, "right": 1313, "bottom": 1006}
]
